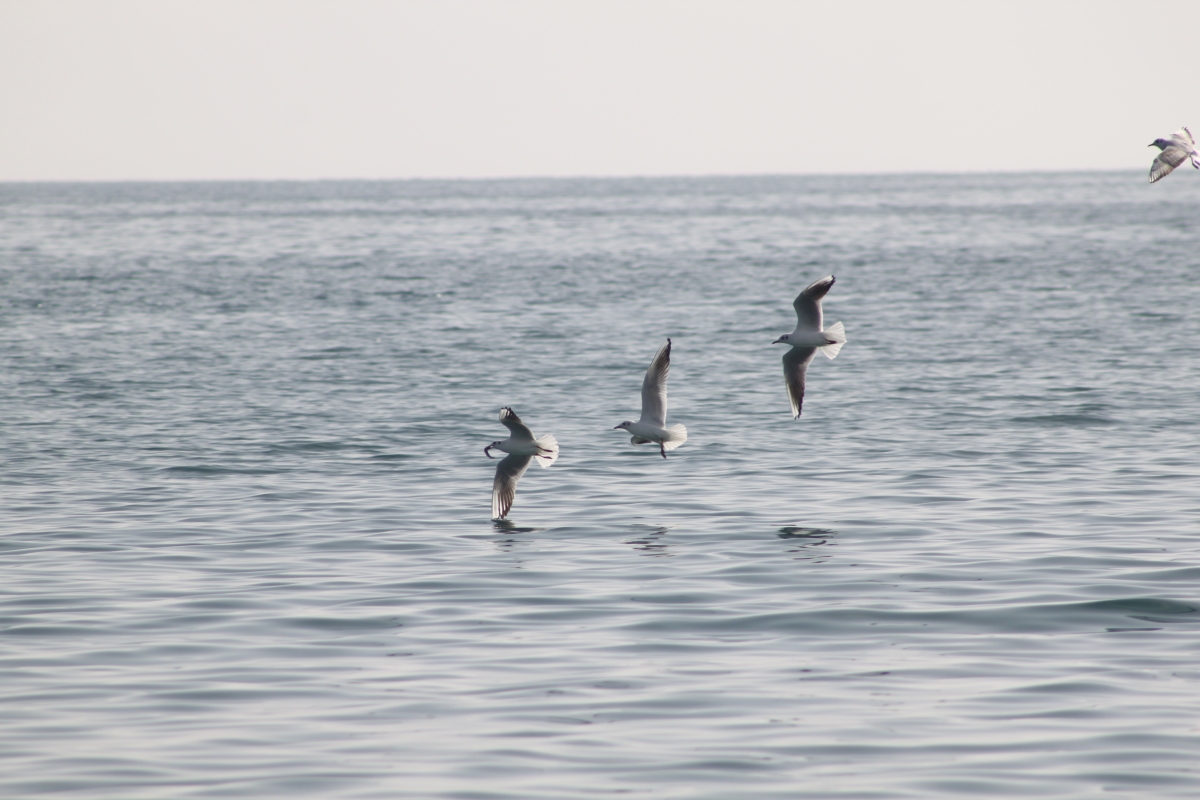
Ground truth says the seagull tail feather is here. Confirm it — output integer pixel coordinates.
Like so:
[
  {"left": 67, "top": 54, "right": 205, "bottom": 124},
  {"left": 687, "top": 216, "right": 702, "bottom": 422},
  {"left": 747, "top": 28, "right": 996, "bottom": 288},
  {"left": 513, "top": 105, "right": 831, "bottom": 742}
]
[
  {"left": 819, "top": 321, "right": 847, "bottom": 359},
  {"left": 532, "top": 434, "right": 559, "bottom": 465},
  {"left": 534, "top": 434, "right": 559, "bottom": 467},
  {"left": 662, "top": 424, "right": 688, "bottom": 452}
]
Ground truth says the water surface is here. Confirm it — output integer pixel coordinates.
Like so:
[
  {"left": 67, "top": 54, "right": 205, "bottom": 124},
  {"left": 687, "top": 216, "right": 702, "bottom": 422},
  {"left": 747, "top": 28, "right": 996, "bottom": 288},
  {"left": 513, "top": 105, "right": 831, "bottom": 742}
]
[{"left": 2, "top": 173, "right": 1199, "bottom": 797}]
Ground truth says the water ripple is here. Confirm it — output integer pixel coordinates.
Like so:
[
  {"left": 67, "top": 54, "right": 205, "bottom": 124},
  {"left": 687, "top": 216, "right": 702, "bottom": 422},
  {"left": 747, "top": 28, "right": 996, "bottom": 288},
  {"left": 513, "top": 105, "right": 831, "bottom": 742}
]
[{"left": 1, "top": 174, "right": 1199, "bottom": 797}]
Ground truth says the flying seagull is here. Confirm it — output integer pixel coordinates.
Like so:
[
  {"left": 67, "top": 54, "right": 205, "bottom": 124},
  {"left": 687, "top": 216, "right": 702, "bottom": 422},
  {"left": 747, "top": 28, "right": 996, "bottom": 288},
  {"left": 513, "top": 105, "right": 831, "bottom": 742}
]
[
  {"left": 614, "top": 338, "right": 687, "bottom": 458},
  {"left": 483, "top": 407, "right": 558, "bottom": 519},
  {"left": 1148, "top": 127, "right": 1200, "bottom": 183},
  {"left": 772, "top": 275, "right": 846, "bottom": 419}
]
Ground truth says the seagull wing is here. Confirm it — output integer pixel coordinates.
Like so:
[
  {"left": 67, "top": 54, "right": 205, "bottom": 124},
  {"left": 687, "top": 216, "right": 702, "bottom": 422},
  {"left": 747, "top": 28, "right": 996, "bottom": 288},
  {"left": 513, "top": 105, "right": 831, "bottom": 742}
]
[
  {"left": 492, "top": 454, "right": 532, "bottom": 519},
  {"left": 782, "top": 346, "right": 818, "bottom": 419},
  {"left": 1150, "top": 146, "right": 1191, "bottom": 183},
  {"left": 792, "top": 275, "right": 835, "bottom": 331},
  {"left": 638, "top": 339, "right": 671, "bottom": 428},
  {"left": 1170, "top": 128, "right": 1195, "bottom": 147},
  {"left": 498, "top": 407, "right": 535, "bottom": 441}
]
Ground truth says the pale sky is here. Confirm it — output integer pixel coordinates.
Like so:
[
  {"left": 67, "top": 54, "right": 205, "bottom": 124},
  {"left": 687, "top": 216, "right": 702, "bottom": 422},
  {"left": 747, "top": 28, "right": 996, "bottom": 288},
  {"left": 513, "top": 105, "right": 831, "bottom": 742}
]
[{"left": 0, "top": 0, "right": 1192, "bottom": 181}]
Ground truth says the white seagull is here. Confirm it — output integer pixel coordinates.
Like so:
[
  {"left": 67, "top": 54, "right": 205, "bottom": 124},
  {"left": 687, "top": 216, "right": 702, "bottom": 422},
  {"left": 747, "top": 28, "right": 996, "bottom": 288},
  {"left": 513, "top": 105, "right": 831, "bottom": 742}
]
[
  {"left": 614, "top": 338, "right": 687, "bottom": 458},
  {"left": 772, "top": 275, "right": 846, "bottom": 419},
  {"left": 483, "top": 407, "right": 559, "bottom": 520},
  {"left": 1148, "top": 127, "right": 1200, "bottom": 183}
]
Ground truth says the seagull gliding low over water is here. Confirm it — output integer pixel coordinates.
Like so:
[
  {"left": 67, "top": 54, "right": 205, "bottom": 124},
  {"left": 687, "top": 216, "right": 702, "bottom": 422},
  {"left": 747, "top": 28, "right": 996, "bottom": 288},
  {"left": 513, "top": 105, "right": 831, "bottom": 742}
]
[
  {"left": 484, "top": 407, "right": 559, "bottom": 520},
  {"left": 614, "top": 338, "right": 687, "bottom": 458},
  {"left": 1148, "top": 127, "right": 1200, "bottom": 183},
  {"left": 773, "top": 275, "right": 846, "bottom": 419}
]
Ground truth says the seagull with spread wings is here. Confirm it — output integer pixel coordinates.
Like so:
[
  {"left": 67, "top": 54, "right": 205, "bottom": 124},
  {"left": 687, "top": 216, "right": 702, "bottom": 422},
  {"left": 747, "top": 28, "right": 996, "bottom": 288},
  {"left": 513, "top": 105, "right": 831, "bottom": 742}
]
[
  {"left": 483, "top": 407, "right": 558, "bottom": 519},
  {"left": 613, "top": 338, "right": 687, "bottom": 458},
  {"left": 1148, "top": 127, "right": 1200, "bottom": 183},
  {"left": 772, "top": 275, "right": 846, "bottom": 419}
]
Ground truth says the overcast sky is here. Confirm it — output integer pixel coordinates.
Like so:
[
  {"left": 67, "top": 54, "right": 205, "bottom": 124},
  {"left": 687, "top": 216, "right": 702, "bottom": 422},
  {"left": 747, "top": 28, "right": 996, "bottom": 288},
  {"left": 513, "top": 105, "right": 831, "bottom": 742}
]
[{"left": 0, "top": 0, "right": 1193, "bottom": 181}]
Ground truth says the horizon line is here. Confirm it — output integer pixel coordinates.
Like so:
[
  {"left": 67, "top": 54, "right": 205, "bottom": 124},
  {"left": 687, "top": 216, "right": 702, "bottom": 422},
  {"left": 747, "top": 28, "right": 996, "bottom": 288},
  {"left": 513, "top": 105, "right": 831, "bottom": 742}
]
[{"left": 0, "top": 166, "right": 1148, "bottom": 185}]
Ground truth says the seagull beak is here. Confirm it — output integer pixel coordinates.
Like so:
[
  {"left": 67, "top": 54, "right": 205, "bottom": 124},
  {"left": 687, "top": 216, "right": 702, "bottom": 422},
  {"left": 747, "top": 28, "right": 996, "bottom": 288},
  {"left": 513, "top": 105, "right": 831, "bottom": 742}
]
[
  {"left": 771, "top": 337, "right": 785, "bottom": 344},
  {"left": 613, "top": 425, "right": 622, "bottom": 430},
  {"left": 483, "top": 445, "right": 494, "bottom": 458}
]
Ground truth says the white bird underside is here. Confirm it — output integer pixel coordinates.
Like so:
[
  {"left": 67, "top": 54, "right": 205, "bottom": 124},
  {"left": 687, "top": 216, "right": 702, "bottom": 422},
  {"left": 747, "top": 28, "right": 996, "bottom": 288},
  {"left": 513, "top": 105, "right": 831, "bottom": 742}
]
[
  {"left": 486, "top": 407, "right": 558, "bottom": 519},
  {"left": 625, "top": 422, "right": 688, "bottom": 450},
  {"left": 1149, "top": 127, "right": 1200, "bottom": 183},
  {"left": 777, "top": 275, "right": 846, "bottom": 419}
]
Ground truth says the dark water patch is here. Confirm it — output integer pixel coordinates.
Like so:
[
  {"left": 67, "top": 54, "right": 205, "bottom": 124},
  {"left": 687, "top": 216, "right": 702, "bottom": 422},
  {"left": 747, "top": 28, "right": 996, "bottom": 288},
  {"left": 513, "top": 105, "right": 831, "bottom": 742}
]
[
  {"left": 1079, "top": 597, "right": 1198, "bottom": 623},
  {"left": 374, "top": 289, "right": 433, "bottom": 299},
  {"left": 280, "top": 615, "right": 403, "bottom": 632},
  {"left": 627, "top": 596, "right": 1200, "bottom": 637},
  {"left": 267, "top": 440, "right": 364, "bottom": 454},
  {"left": 160, "top": 464, "right": 284, "bottom": 476},
  {"left": 1011, "top": 413, "right": 1116, "bottom": 427},
  {"left": 1105, "top": 626, "right": 1162, "bottom": 633}
]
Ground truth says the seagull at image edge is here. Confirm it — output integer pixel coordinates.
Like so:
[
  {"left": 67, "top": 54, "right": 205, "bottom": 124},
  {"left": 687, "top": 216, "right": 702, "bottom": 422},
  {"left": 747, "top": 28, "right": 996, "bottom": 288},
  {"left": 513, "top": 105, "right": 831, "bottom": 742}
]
[{"left": 1148, "top": 127, "right": 1200, "bottom": 183}]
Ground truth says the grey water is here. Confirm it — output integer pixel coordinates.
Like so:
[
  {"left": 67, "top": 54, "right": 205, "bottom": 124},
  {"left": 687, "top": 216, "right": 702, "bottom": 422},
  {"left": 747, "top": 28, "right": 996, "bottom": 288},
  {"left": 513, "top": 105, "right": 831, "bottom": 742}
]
[{"left": 2, "top": 172, "right": 1199, "bottom": 798}]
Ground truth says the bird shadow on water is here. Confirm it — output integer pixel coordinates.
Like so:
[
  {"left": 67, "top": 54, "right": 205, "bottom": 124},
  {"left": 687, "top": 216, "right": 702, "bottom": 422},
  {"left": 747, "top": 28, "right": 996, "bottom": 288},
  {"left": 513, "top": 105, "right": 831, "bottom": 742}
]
[
  {"left": 458, "top": 519, "right": 545, "bottom": 552},
  {"left": 776, "top": 526, "right": 838, "bottom": 562},
  {"left": 492, "top": 519, "right": 541, "bottom": 535},
  {"left": 624, "top": 526, "right": 672, "bottom": 557}
]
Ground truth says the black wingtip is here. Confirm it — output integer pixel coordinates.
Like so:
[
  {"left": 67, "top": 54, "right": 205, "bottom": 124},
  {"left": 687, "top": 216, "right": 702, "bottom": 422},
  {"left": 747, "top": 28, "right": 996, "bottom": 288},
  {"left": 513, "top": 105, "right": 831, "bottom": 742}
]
[{"left": 801, "top": 275, "right": 836, "bottom": 301}]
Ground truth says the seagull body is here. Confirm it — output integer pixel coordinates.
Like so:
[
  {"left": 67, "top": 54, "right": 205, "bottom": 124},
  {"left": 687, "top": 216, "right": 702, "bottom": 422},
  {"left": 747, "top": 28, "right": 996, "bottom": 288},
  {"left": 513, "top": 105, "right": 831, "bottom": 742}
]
[
  {"left": 614, "top": 338, "right": 687, "bottom": 458},
  {"left": 484, "top": 407, "right": 558, "bottom": 520},
  {"left": 772, "top": 275, "right": 846, "bottom": 419},
  {"left": 1148, "top": 127, "right": 1200, "bottom": 183}
]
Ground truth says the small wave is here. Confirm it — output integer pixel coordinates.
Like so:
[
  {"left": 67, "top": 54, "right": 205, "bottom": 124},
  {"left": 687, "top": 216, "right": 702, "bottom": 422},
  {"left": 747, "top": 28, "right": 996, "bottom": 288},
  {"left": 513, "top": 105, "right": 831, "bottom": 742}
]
[
  {"left": 1012, "top": 413, "right": 1115, "bottom": 427},
  {"left": 160, "top": 465, "right": 281, "bottom": 475}
]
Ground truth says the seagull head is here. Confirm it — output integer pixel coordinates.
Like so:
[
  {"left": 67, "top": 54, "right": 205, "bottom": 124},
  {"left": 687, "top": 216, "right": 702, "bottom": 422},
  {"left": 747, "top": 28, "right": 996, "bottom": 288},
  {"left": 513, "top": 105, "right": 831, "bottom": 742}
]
[
  {"left": 484, "top": 441, "right": 502, "bottom": 458},
  {"left": 772, "top": 334, "right": 790, "bottom": 344},
  {"left": 613, "top": 421, "right": 633, "bottom": 430}
]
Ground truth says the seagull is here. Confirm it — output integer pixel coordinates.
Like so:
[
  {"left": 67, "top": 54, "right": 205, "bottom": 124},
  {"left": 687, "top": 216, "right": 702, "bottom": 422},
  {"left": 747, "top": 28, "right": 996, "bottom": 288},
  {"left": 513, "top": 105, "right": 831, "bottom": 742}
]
[
  {"left": 772, "top": 275, "right": 846, "bottom": 419},
  {"left": 614, "top": 338, "right": 687, "bottom": 458},
  {"left": 483, "top": 407, "right": 558, "bottom": 520},
  {"left": 1148, "top": 127, "right": 1200, "bottom": 183}
]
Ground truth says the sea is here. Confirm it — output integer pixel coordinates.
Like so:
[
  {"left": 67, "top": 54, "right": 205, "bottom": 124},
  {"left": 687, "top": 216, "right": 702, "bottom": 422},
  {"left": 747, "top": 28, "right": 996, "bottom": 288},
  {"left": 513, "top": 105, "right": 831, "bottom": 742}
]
[{"left": 1, "top": 172, "right": 1199, "bottom": 798}]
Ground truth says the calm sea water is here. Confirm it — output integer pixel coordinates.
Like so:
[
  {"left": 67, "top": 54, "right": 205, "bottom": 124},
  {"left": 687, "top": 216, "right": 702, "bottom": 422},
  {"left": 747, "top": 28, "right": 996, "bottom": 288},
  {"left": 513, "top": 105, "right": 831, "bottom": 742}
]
[{"left": 2, "top": 173, "right": 1199, "bottom": 798}]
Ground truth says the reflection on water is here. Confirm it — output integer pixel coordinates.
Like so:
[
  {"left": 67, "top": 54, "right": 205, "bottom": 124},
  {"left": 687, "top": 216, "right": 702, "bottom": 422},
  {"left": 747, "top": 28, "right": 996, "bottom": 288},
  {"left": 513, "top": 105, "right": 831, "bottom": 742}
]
[
  {"left": 777, "top": 526, "right": 836, "bottom": 540},
  {"left": 491, "top": 519, "right": 540, "bottom": 535},
  {"left": 624, "top": 526, "right": 671, "bottom": 557},
  {"left": 777, "top": 526, "right": 837, "bottom": 561}
]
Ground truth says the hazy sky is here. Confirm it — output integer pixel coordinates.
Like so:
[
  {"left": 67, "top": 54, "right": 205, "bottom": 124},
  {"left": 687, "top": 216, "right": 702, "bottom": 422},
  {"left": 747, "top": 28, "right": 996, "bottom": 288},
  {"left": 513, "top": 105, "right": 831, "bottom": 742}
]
[{"left": 1, "top": 0, "right": 1193, "bottom": 180}]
